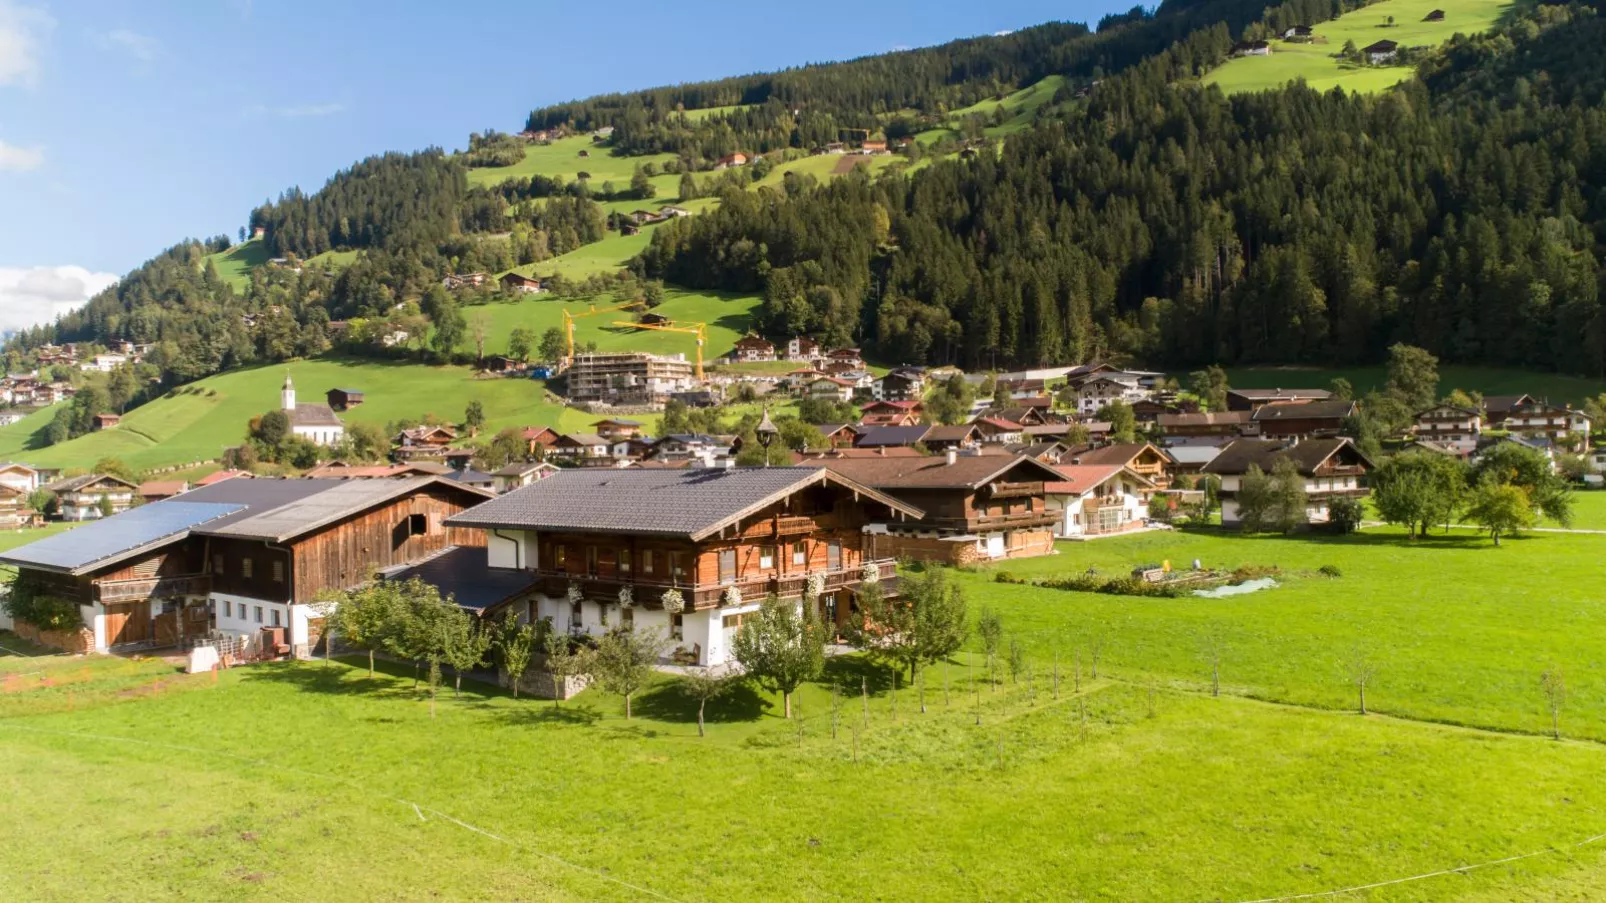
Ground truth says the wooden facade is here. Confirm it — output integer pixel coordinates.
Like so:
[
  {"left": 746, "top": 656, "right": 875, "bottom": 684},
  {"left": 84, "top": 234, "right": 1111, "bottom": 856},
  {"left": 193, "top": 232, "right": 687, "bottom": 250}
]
[{"left": 288, "top": 484, "right": 484, "bottom": 603}]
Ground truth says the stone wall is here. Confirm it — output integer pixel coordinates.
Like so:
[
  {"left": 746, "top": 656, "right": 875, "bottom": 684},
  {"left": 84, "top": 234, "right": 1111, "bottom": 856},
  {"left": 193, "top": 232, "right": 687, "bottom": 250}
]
[
  {"left": 500, "top": 664, "right": 592, "bottom": 700},
  {"left": 10, "top": 619, "right": 92, "bottom": 654}
]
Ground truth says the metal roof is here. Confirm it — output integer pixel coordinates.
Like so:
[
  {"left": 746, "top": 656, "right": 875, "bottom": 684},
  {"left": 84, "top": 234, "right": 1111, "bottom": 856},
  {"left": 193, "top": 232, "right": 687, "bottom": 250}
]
[
  {"left": 199, "top": 476, "right": 489, "bottom": 542},
  {"left": 446, "top": 467, "right": 921, "bottom": 540},
  {"left": 378, "top": 546, "right": 537, "bottom": 613},
  {"left": 0, "top": 501, "right": 243, "bottom": 575}
]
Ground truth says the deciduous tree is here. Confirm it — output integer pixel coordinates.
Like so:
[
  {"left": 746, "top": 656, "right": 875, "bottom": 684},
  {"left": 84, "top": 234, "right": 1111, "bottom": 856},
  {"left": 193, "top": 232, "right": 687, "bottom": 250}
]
[{"left": 732, "top": 593, "right": 825, "bottom": 718}]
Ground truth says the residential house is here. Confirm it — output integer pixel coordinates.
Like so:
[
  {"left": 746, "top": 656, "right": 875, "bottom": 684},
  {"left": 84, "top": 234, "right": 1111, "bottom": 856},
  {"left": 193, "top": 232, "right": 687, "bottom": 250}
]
[
  {"left": 91, "top": 413, "right": 120, "bottom": 431},
  {"left": 492, "top": 461, "right": 560, "bottom": 494},
  {"left": 815, "top": 423, "right": 861, "bottom": 449},
  {"left": 987, "top": 406, "right": 1048, "bottom": 427},
  {"left": 549, "top": 433, "right": 611, "bottom": 465},
  {"left": 444, "top": 467, "right": 920, "bottom": 666},
  {"left": 714, "top": 153, "right": 749, "bottom": 169},
  {"left": 1044, "top": 465, "right": 1155, "bottom": 537},
  {"left": 0, "top": 476, "right": 491, "bottom": 655},
  {"left": 0, "top": 484, "right": 33, "bottom": 529},
  {"left": 837, "top": 369, "right": 875, "bottom": 395},
  {"left": 499, "top": 273, "right": 546, "bottom": 295},
  {"left": 998, "top": 378, "right": 1047, "bottom": 400},
  {"left": 1251, "top": 400, "right": 1356, "bottom": 439},
  {"left": 648, "top": 434, "right": 736, "bottom": 467},
  {"left": 1162, "top": 443, "right": 1224, "bottom": 476},
  {"left": 786, "top": 337, "right": 822, "bottom": 361},
  {"left": 825, "top": 347, "right": 864, "bottom": 368},
  {"left": 972, "top": 417, "right": 1026, "bottom": 445},
  {"left": 80, "top": 353, "right": 128, "bottom": 373},
  {"left": 873, "top": 368, "right": 925, "bottom": 402},
  {"left": 1203, "top": 438, "right": 1373, "bottom": 528},
  {"left": 442, "top": 272, "right": 489, "bottom": 290},
  {"left": 814, "top": 452, "right": 1065, "bottom": 564},
  {"left": 1071, "top": 374, "right": 1147, "bottom": 416},
  {"left": 729, "top": 335, "right": 778, "bottom": 362},
  {"left": 860, "top": 140, "right": 888, "bottom": 154},
  {"left": 1283, "top": 24, "right": 1313, "bottom": 38},
  {"left": 278, "top": 376, "right": 345, "bottom": 446},
  {"left": 1226, "top": 388, "right": 1333, "bottom": 411},
  {"left": 1062, "top": 442, "right": 1173, "bottom": 491},
  {"left": 593, "top": 418, "right": 645, "bottom": 441},
  {"left": 1495, "top": 398, "right": 1592, "bottom": 450},
  {"left": 0, "top": 462, "right": 40, "bottom": 495},
  {"left": 394, "top": 424, "right": 458, "bottom": 459},
  {"left": 921, "top": 424, "right": 982, "bottom": 451},
  {"left": 521, "top": 426, "right": 562, "bottom": 455},
  {"left": 447, "top": 468, "right": 498, "bottom": 492},
  {"left": 854, "top": 426, "right": 931, "bottom": 449},
  {"left": 1157, "top": 410, "right": 1252, "bottom": 438},
  {"left": 45, "top": 474, "right": 139, "bottom": 521},
  {"left": 568, "top": 352, "right": 696, "bottom": 406},
  {"left": 1232, "top": 40, "right": 1272, "bottom": 56},
  {"left": 659, "top": 205, "right": 691, "bottom": 218},
  {"left": 859, "top": 400, "right": 924, "bottom": 427},
  {"left": 785, "top": 367, "right": 826, "bottom": 392},
  {"left": 807, "top": 377, "right": 856, "bottom": 404},
  {"left": 1363, "top": 39, "right": 1398, "bottom": 63},
  {"left": 325, "top": 388, "right": 365, "bottom": 411},
  {"left": 1413, "top": 404, "right": 1483, "bottom": 453},
  {"left": 138, "top": 480, "right": 189, "bottom": 503}
]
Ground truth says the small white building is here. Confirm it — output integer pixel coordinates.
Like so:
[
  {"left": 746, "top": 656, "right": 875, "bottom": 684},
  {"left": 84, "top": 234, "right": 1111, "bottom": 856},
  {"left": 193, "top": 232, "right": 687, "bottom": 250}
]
[
  {"left": 279, "top": 375, "right": 345, "bottom": 446},
  {"left": 1044, "top": 464, "right": 1153, "bottom": 537}
]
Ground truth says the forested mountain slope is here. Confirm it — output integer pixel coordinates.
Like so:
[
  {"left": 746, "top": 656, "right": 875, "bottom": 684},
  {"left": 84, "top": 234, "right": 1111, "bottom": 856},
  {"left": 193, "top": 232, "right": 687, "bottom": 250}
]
[{"left": 636, "top": 3, "right": 1606, "bottom": 375}]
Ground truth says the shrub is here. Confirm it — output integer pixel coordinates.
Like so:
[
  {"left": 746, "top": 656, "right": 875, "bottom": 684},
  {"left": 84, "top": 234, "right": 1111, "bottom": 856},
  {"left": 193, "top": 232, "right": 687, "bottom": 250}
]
[
  {"left": 2, "top": 575, "right": 82, "bottom": 632},
  {"left": 993, "top": 571, "right": 1019, "bottom": 584},
  {"left": 1319, "top": 564, "right": 1343, "bottom": 578}
]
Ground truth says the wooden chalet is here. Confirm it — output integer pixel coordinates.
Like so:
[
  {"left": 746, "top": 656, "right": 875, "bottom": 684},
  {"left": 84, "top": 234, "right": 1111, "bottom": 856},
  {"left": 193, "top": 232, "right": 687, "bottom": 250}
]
[
  {"left": 1202, "top": 438, "right": 1372, "bottom": 529},
  {"left": 1251, "top": 400, "right": 1356, "bottom": 439},
  {"left": 46, "top": 474, "right": 138, "bottom": 521},
  {"left": 1061, "top": 442, "right": 1173, "bottom": 491},
  {"left": 815, "top": 423, "right": 861, "bottom": 449},
  {"left": 1226, "top": 388, "right": 1332, "bottom": 412},
  {"left": 813, "top": 452, "right": 1064, "bottom": 564},
  {"left": 499, "top": 272, "right": 546, "bottom": 294},
  {"left": 860, "top": 400, "right": 923, "bottom": 427},
  {"left": 445, "top": 467, "right": 922, "bottom": 666},
  {"left": 522, "top": 425, "right": 562, "bottom": 454},
  {"left": 91, "top": 412, "right": 120, "bottom": 431},
  {"left": 922, "top": 424, "right": 982, "bottom": 451},
  {"left": 1157, "top": 410, "right": 1252, "bottom": 437},
  {"left": 325, "top": 387, "right": 365, "bottom": 411},
  {"left": 394, "top": 424, "right": 459, "bottom": 459},
  {"left": 0, "top": 477, "right": 492, "bottom": 655}
]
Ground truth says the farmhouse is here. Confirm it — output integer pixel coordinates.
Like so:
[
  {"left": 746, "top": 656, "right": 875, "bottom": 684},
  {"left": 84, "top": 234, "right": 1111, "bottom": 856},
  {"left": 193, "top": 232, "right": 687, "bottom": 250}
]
[
  {"left": 972, "top": 417, "right": 1026, "bottom": 445},
  {"left": 279, "top": 376, "right": 345, "bottom": 446},
  {"left": 1044, "top": 465, "right": 1154, "bottom": 538},
  {"left": 1492, "top": 397, "right": 1592, "bottom": 450},
  {"left": 729, "top": 335, "right": 777, "bottom": 362},
  {"left": 499, "top": 272, "right": 546, "bottom": 294},
  {"left": 806, "top": 376, "right": 856, "bottom": 403},
  {"left": 0, "top": 484, "right": 34, "bottom": 529},
  {"left": 813, "top": 452, "right": 1064, "bottom": 564},
  {"left": 659, "top": 205, "right": 692, "bottom": 218},
  {"left": 873, "top": 368, "right": 925, "bottom": 402},
  {"left": 492, "top": 461, "right": 559, "bottom": 494},
  {"left": 90, "top": 412, "right": 120, "bottom": 431},
  {"left": 1203, "top": 438, "right": 1373, "bottom": 528},
  {"left": 714, "top": 153, "right": 749, "bottom": 169},
  {"left": 1363, "top": 40, "right": 1399, "bottom": 63},
  {"left": 1282, "top": 25, "right": 1312, "bottom": 38},
  {"left": 325, "top": 387, "right": 364, "bottom": 411},
  {"left": 0, "top": 461, "right": 41, "bottom": 494},
  {"left": 0, "top": 476, "right": 492, "bottom": 656},
  {"left": 1071, "top": 374, "right": 1148, "bottom": 416},
  {"left": 47, "top": 474, "right": 138, "bottom": 521},
  {"left": 1413, "top": 404, "right": 1483, "bottom": 453},
  {"left": 1157, "top": 410, "right": 1252, "bottom": 437},
  {"left": 442, "top": 272, "right": 489, "bottom": 290},
  {"left": 395, "top": 424, "right": 458, "bottom": 456},
  {"left": 786, "top": 336, "right": 822, "bottom": 360},
  {"left": 444, "top": 467, "right": 920, "bottom": 665},
  {"left": 549, "top": 433, "right": 611, "bottom": 465},
  {"left": 1226, "top": 388, "right": 1332, "bottom": 411},
  {"left": 521, "top": 425, "right": 562, "bottom": 454},
  {"left": 921, "top": 424, "right": 983, "bottom": 451},
  {"left": 859, "top": 400, "right": 923, "bottom": 427},
  {"left": 1250, "top": 399, "right": 1356, "bottom": 439},
  {"left": 1063, "top": 442, "right": 1173, "bottom": 490},
  {"left": 1232, "top": 40, "right": 1272, "bottom": 56}
]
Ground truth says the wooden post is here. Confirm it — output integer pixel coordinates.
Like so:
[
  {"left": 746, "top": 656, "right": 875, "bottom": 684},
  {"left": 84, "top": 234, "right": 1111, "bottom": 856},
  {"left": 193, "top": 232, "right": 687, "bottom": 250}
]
[{"left": 862, "top": 675, "right": 869, "bottom": 727}]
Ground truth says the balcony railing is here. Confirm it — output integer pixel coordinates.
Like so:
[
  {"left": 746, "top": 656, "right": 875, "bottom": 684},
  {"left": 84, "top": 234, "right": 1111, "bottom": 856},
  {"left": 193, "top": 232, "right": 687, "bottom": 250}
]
[
  {"left": 529, "top": 559, "right": 897, "bottom": 610},
  {"left": 923, "top": 511, "right": 1060, "bottom": 532},
  {"left": 97, "top": 574, "right": 211, "bottom": 603}
]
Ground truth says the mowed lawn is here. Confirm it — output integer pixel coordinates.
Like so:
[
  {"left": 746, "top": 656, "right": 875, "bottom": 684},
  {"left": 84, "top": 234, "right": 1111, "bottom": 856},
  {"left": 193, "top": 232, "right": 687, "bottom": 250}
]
[
  {"left": 473, "top": 287, "right": 760, "bottom": 362},
  {"left": 1220, "top": 364, "right": 1605, "bottom": 406},
  {"left": 0, "top": 358, "right": 593, "bottom": 472},
  {"left": 1205, "top": 0, "right": 1512, "bottom": 95}
]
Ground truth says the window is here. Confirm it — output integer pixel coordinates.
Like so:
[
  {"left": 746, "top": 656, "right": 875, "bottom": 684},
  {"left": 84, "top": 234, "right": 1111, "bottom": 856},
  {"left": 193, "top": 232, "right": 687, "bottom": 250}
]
[
  {"left": 827, "top": 541, "right": 842, "bottom": 570},
  {"left": 553, "top": 544, "right": 568, "bottom": 569},
  {"left": 718, "top": 549, "right": 737, "bottom": 584},
  {"left": 223, "top": 600, "right": 232, "bottom": 618},
  {"left": 670, "top": 552, "right": 686, "bottom": 579},
  {"left": 271, "top": 561, "right": 285, "bottom": 583},
  {"left": 619, "top": 548, "right": 631, "bottom": 575},
  {"left": 670, "top": 613, "right": 683, "bottom": 640},
  {"left": 253, "top": 606, "right": 263, "bottom": 624},
  {"left": 586, "top": 546, "right": 598, "bottom": 574},
  {"left": 571, "top": 599, "right": 583, "bottom": 620},
  {"left": 212, "top": 554, "right": 223, "bottom": 574},
  {"left": 271, "top": 609, "right": 282, "bottom": 627},
  {"left": 621, "top": 607, "right": 634, "bottom": 627},
  {"left": 241, "top": 557, "right": 254, "bottom": 579},
  {"left": 792, "top": 542, "right": 806, "bottom": 567},
  {"left": 759, "top": 546, "right": 775, "bottom": 569},
  {"left": 407, "top": 513, "right": 427, "bottom": 537},
  {"left": 641, "top": 550, "right": 654, "bottom": 575}
]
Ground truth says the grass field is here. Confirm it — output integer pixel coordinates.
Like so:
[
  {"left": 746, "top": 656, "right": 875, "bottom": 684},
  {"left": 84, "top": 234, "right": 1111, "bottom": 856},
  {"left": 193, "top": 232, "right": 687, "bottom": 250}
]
[
  {"left": 1205, "top": 0, "right": 1511, "bottom": 95},
  {"left": 1221, "top": 364, "right": 1605, "bottom": 405},
  {"left": 7, "top": 521, "right": 1606, "bottom": 899},
  {"left": 916, "top": 74, "right": 1067, "bottom": 145},
  {"left": 0, "top": 358, "right": 596, "bottom": 472},
  {"left": 471, "top": 287, "right": 760, "bottom": 363},
  {"left": 465, "top": 135, "right": 680, "bottom": 190}
]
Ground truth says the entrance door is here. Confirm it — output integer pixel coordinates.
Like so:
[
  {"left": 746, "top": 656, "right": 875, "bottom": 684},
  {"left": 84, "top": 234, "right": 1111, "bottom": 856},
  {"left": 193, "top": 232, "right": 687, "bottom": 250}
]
[{"left": 104, "top": 601, "right": 150, "bottom": 647}]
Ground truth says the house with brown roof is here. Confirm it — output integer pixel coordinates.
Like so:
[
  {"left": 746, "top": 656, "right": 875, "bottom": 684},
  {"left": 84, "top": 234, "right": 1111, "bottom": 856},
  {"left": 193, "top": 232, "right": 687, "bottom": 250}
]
[
  {"left": 714, "top": 152, "right": 749, "bottom": 170},
  {"left": 46, "top": 474, "right": 139, "bottom": 521},
  {"left": 812, "top": 452, "right": 1064, "bottom": 564},
  {"left": 972, "top": 417, "right": 1026, "bottom": 444},
  {"left": 1251, "top": 400, "right": 1356, "bottom": 439},
  {"left": 1044, "top": 465, "right": 1154, "bottom": 537},
  {"left": 807, "top": 376, "right": 856, "bottom": 403},
  {"left": 786, "top": 336, "right": 822, "bottom": 361},
  {"left": 521, "top": 425, "right": 562, "bottom": 455},
  {"left": 1202, "top": 438, "right": 1373, "bottom": 528},
  {"left": 1226, "top": 388, "right": 1333, "bottom": 412},
  {"left": 1062, "top": 442, "right": 1174, "bottom": 490},
  {"left": 91, "top": 412, "right": 121, "bottom": 431},
  {"left": 860, "top": 400, "right": 924, "bottom": 427},
  {"left": 394, "top": 424, "right": 459, "bottom": 458},
  {"left": 499, "top": 272, "right": 546, "bottom": 294},
  {"left": 137, "top": 480, "right": 189, "bottom": 503},
  {"left": 1157, "top": 410, "right": 1252, "bottom": 438},
  {"left": 445, "top": 467, "right": 921, "bottom": 670},
  {"left": 549, "top": 433, "right": 611, "bottom": 465},
  {"left": 728, "top": 335, "right": 777, "bottom": 362},
  {"left": 922, "top": 424, "right": 982, "bottom": 451},
  {"left": 814, "top": 423, "right": 861, "bottom": 449}
]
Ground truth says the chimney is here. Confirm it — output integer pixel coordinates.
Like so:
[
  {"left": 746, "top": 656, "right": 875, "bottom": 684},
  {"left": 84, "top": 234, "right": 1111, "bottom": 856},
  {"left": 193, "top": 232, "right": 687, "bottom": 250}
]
[{"left": 945, "top": 449, "right": 958, "bottom": 466}]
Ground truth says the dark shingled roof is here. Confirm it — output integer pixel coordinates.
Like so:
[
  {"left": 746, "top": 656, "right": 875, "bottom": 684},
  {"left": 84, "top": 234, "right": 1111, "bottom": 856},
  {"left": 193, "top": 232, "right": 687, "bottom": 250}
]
[
  {"left": 1064, "top": 442, "right": 1172, "bottom": 467},
  {"left": 1157, "top": 411, "right": 1252, "bottom": 428},
  {"left": 46, "top": 473, "right": 137, "bottom": 493},
  {"left": 923, "top": 424, "right": 981, "bottom": 442},
  {"left": 379, "top": 546, "right": 537, "bottom": 613},
  {"left": 1227, "top": 388, "right": 1332, "bottom": 402},
  {"left": 445, "top": 467, "right": 921, "bottom": 539},
  {"left": 854, "top": 425, "right": 931, "bottom": 448},
  {"left": 1250, "top": 400, "right": 1356, "bottom": 422},
  {"left": 1201, "top": 438, "right": 1372, "bottom": 476},
  {"left": 288, "top": 402, "right": 343, "bottom": 428},
  {"left": 813, "top": 453, "right": 1064, "bottom": 490}
]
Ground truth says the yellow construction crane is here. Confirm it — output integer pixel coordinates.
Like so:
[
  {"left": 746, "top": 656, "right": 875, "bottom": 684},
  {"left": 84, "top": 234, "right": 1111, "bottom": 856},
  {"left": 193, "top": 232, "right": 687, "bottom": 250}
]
[
  {"left": 561, "top": 302, "right": 636, "bottom": 368},
  {"left": 613, "top": 319, "right": 708, "bottom": 381}
]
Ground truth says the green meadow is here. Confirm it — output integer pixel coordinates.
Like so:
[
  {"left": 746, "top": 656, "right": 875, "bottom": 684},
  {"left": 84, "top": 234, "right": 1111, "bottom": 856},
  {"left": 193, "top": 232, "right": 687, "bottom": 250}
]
[
  {"left": 472, "top": 287, "right": 760, "bottom": 362},
  {"left": 916, "top": 74, "right": 1067, "bottom": 145},
  {"left": 1223, "top": 364, "right": 1605, "bottom": 406},
  {"left": 7, "top": 521, "right": 1606, "bottom": 899},
  {"left": 1205, "top": 0, "right": 1511, "bottom": 95}
]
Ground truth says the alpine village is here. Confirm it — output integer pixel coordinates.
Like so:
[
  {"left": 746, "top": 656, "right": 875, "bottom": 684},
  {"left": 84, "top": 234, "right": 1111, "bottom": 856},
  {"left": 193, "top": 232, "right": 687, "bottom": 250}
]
[{"left": 7, "top": 1, "right": 1606, "bottom": 900}]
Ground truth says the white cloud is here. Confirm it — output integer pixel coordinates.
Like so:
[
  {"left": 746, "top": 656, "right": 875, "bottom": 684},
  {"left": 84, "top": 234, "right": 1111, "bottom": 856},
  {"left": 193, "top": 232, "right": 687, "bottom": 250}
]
[
  {"left": 0, "top": 1, "right": 53, "bottom": 87},
  {"left": 0, "top": 265, "right": 118, "bottom": 333},
  {"left": 98, "top": 28, "right": 160, "bottom": 66},
  {"left": 244, "top": 102, "right": 347, "bottom": 119},
  {"left": 0, "top": 138, "right": 42, "bottom": 171}
]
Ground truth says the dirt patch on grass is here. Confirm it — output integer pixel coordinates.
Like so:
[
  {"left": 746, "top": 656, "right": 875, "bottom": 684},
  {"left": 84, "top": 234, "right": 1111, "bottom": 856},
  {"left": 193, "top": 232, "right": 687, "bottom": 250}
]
[{"left": 832, "top": 155, "right": 869, "bottom": 175}]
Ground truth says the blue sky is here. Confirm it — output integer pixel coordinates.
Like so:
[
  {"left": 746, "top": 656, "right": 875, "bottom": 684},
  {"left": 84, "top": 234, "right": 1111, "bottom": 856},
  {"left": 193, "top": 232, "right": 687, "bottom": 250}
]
[{"left": 0, "top": 0, "right": 1126, "bottom": 331}]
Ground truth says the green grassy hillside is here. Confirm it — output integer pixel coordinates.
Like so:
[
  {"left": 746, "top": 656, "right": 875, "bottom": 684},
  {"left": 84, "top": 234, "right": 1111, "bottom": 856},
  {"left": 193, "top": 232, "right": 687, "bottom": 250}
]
[
  {"left": 205, "top": 240, "right": 271, "bottom": 291},
  {"left": 472, "top": 287, "right": 760, "bottom": 361},
  {"left": 1204, "top": 0, "right": 1510, "bottom": 95},
  {"left": 916, "top": 75, "right": 1067, "bottom": 145},
  {"left": 466, "top": 135, "right": 682, "bottom": 195}
]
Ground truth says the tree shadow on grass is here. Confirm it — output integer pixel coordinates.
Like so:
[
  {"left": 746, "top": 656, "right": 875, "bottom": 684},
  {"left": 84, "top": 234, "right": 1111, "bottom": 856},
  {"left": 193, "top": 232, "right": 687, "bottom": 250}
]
[
  {"left": 822, "top": 655, "right": 899, "bottom": 694},
  {"left": 491, "top": 702, "right": 605, "bottom": 727},
  {"left": 631, "top": 679, "right": 767, "bottom": 724}
]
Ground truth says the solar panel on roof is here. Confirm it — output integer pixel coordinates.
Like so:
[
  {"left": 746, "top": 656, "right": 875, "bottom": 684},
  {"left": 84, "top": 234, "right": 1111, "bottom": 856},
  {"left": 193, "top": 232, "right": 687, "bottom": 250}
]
[{"left": 0, "top": 501, "right": 244, "bottom": 573}]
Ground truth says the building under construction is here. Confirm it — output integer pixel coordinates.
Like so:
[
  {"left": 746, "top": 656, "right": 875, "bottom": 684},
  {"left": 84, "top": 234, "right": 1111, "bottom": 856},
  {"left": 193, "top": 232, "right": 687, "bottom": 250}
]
[{"left": 567, "top": 352, "right": 697, "bottom": 405}]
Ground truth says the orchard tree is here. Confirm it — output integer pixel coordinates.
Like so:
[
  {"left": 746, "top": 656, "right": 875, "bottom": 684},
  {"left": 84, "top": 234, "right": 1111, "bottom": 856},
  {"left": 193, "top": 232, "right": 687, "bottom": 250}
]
[
  {"left": 1464, "top": 479, "right": 1534, "bottom": 547},
  {"left": 1371, "top": 451, "right": 1467, "bottom": 537},
  {"left": 1471, "top": 442, "right": 1572, "bottom": 526},
  {"left": 592, "top": 627, "right": 667, "bottom": 719},
  {"left": 680, "top": 667, "right": 734, "bottom": 737},
  {"left": 732, "top": 593, "right": 826, "bottom": 718},
  {"left": 440, "top": 608, "right": 492, "bottom": 696},
  {"left": 846, "top": 567, "right": 968, "bottom": 686},
  {"left": 496, "top": 617, "right": 537, "bottom": 699}
]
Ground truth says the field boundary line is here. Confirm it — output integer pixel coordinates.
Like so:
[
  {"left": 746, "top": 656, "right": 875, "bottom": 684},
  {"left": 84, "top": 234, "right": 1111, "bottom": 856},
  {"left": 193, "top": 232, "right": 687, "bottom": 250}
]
[
  {"left": 4, "top": 723, "right": 690, "bottom": 903},
  {"left": 1232, "top": 830, "right": 1606, "bottom": 902}
]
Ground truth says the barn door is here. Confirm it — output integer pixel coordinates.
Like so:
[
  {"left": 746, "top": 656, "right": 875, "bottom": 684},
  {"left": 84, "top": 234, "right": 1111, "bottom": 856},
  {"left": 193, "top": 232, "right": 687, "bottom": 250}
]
[{"left": 105, "top": 601, "right": 150, "bottom": 647}]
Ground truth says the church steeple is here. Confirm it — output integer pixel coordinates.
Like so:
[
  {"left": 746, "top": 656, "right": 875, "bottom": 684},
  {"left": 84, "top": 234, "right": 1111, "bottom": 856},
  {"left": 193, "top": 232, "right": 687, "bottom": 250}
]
[{"left": 281, "top": 373, "right": 296, "bottom": 411}]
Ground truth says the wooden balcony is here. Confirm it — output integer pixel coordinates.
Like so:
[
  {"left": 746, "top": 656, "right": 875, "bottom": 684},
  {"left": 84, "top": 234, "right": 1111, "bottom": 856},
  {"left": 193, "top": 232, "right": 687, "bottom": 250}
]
[
  {"left": 987, "top": 481, "right": 1045, "bottom": 500},
  {"left": 530, "top": 559, "right": 897, "bottom": 611},
  {"left": 97, "top": 574, "right": 211, "bottom": 603},
  {"left": 738, "top": 514, "right": 828, "bottom": 540},
  {"left": 925, "top": 511, "right": 1060, "bottom": 532}
]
